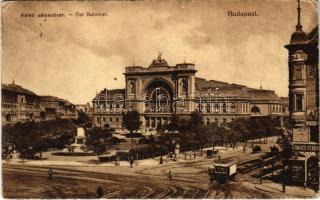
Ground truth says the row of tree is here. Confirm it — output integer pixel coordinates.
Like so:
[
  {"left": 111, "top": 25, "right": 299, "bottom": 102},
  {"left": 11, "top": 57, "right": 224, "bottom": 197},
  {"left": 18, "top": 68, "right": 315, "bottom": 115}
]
[
  {"left": 119, "top": 110, "right": 282, "bottom": 156},
  {"left": 2, "top": 110, "right": 283, "bottom": 159},
  {"left": 2, "top": 119, "right": 76, "bottom": 159}
]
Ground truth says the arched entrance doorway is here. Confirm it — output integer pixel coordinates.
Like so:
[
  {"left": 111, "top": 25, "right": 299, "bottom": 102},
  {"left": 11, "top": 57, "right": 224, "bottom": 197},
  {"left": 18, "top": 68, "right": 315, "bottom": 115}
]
[
  {"left": 306, "top": 156, "right": 319, "bottom": 191},
  {"left": 144, "top": 79, "right": 174, "bottom": 113}
]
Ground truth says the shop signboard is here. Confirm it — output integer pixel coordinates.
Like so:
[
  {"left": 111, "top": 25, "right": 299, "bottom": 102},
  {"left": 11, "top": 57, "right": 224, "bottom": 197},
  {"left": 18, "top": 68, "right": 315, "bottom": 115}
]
[
  {"left": 292, "top": 143, "right": 319, "bottom": 152},
  {"left": 292, "top": 127, "right": 310, "bottom": 142}
]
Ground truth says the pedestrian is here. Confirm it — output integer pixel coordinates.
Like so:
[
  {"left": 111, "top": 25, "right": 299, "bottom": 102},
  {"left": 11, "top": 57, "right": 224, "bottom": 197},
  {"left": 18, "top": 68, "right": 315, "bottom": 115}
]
[
  {"left": 168, "top": 170, "right": 172, "bottom": 180},
  {"left": 130, "top": 159, "right": 134, "bottom": 168},
  {"left": 159, "top": 155, "right": 163, "bottom": 164},
  {"left": 96, "top": 185, "right": 103, "bottom": 198},
  {"left": 282, "top": 184, "right": 286, "bottom": 193},
  {"left": 48, "top": 168, "right": 53, "bottom": 180},
  {"left": 209, "top": 175, "right": 214, "bottom": 185}
]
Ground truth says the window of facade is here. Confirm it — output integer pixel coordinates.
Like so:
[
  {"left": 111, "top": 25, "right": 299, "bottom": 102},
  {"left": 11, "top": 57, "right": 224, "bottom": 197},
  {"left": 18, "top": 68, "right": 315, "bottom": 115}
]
[
  {"left": 206, "top": 103, "right": 211, "bottom": 113},
  {"left": 215, "top": 103, "right": 219, "bottom": 113},
  {"left": 151, "top": 118, "right": 155, "bottom": 127},
  {"left": 231, "top": 103, "right": 236, "bottom": 113},
  {"left": 116, "top": 117, "right": 119, "bottom": 122},
  {"left": 272, "top": 105, "right": 275, "bottom": 113},
  {"left": 310, "top": 126, "right": 319, "bottom": 143},
  {"left": 222, "top": 103, "right": 227, "bottom": 113},
  {"left": 97, "top": 117, "right": 100, "bottom": 122},
  {"left": 110, "top": 117, "right": 113, "bottom": 122},
  {"left": 207, "top": 118, "right": 210, "bottom": 126},
  {"left": 197, "top": 103, "right": 201, "bottom": 111},
  {"left": 295, "top": 94, "right": 303, "bottom": 112},
  {"left": 103, "top": 117, "right": 106, "bottom": 122},
  {"left": 251, "top": 106, "right": 260, "bottom": 114},
  {"left": 223, "top": 118, "right": 226, "bottom": 123},
  {"left": 164, "top": 118, "right": 168, "bottom": 125},
  {"left": 292, "top": 65, "right": 303, "bottom": 80},
  {"left": 6, "top": 115, "right": 11, "bottom": 122},
  {"left": 157, "top": 117, "right": 161, "bottom": 126}
]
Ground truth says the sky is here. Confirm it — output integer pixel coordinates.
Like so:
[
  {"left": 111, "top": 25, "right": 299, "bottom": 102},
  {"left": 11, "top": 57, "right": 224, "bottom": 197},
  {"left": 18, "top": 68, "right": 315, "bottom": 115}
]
[{"left": 1, "top": 0, "right": 318, "bottom": 104}]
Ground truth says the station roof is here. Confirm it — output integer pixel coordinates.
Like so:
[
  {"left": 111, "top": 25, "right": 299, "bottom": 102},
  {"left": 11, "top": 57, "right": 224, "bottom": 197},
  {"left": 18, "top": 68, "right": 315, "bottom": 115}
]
[
  {"left": 92, "top": 88, "right": 125, "bottom": 101},
  {"left": 195, "top": 77, "right": 282, "bottom": 102}
]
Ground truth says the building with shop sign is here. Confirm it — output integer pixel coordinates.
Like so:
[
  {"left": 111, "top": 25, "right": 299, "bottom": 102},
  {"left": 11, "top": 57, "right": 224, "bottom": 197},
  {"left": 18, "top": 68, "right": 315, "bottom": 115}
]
[{"left": 284, "top": 0, "right": 319, "bottom": 190}]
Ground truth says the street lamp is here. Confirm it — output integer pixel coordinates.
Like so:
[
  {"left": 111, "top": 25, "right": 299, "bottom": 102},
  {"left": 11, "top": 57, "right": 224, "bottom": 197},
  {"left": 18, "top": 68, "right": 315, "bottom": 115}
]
[
  {"left": 215, "top": 88, "right": 219, "bottom": 113},
  {"left": 206, "top": 89, "right": 215, "bottom": 150}
]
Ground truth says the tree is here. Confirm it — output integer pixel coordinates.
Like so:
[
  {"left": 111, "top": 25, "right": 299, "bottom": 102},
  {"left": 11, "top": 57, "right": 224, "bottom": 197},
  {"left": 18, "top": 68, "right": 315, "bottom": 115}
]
[
  {"left": 247, "top": 117, "right": 280, "bottom": 143},
  {"left": 33, "top": 138, "right": 48, "bottom": 159},
  {"left": 157, "top": 133, "right": 177, "bottom": 155},
  {"left": 13, "top": 121, "right": 40, "bottom": 159},
  {"left": 193, "top": 125, "right": 209, "bottom": 155},
  {"left": 167, "top": 113, "right": 179, "bottom": 132},
  {"left": 156, "top": 124, "right": 166, "bottom": 134},
  {"left": 227, "top": 118, "right": 250, "bottom": 151},
  {"left": 86, "top": 127, "right": 114, "bottom": 155},
  {"left": 189, "top": 110, "right": 203, "bottom": 130},
  {"left": 178, "top": 111, "right": 207, "bottom": 154},
  {"left": 122, "top": 111, "right": 142, "bottom": 134},
  {"left": 75, "top": 111, "right": 91, "bottom": 127},
  {"left": 224, "top": 129, "right": 240, "bottom": 150},
  {"left": 207, "top": 123, "right": 227, "bottom": 147}
]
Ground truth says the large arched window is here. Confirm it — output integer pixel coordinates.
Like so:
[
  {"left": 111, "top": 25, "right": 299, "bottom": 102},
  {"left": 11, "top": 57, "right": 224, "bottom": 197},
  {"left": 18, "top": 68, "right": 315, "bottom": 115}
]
[
  {"left": 251, "top": 106, "right": 260, "bottom": 114},
  {"left": 144, "top": 80, "right": 174, "bottom": 113}
]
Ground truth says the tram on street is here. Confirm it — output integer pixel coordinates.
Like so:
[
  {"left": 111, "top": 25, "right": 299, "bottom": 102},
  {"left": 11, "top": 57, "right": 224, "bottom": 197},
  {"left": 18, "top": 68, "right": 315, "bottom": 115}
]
[{"left": 209, "top": 158, "right": 238, "bottom": 183}]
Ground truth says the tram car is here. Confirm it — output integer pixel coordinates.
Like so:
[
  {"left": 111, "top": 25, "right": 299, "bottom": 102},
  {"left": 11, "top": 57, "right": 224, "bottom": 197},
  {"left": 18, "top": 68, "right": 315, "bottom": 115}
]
[{"left": 209, "top": 158, "right": 238, "bottom": 183}]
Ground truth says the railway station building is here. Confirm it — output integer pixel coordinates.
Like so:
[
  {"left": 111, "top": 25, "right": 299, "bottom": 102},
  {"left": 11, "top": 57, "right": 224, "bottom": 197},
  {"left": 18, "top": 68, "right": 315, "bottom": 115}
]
[{"left": 92, "top": 54, "right": 287, "bottom": 132}]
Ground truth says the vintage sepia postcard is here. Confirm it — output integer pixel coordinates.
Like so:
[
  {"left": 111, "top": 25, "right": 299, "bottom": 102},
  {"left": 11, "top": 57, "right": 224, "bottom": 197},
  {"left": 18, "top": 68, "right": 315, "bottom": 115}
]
[{"left": 1, "top": 0, "right": 319, "bottom": 199}]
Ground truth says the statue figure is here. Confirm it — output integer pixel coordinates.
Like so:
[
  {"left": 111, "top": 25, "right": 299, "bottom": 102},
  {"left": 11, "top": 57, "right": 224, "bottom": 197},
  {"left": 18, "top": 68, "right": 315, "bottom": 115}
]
[
  {"left": 129, "top": 81, "right": 136, "bottom": 95},
  {"left": 158, "top": 51, "right": 162, "bottom": 61}
]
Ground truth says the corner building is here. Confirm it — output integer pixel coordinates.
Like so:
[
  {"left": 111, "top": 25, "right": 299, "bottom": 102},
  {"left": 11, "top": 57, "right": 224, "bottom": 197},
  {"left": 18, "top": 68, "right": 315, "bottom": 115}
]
[
  {"left": 284, "top": 0, "right": 319, "bottom": 190},
  {"left": 92, "top": 54, "right": 286, "bottom": 132}
]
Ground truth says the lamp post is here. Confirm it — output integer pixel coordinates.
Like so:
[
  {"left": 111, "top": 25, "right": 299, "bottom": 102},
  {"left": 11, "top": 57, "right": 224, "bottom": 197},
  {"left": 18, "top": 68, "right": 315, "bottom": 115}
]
[
  {"left": 281, "top": 129, "right": 291, "bottom": 193},
  {"left": 215, "top": 88, "right": 219, "bottom": 113},
  {"left": 206, "top": 89, "right": 214, "bottom": 150}
]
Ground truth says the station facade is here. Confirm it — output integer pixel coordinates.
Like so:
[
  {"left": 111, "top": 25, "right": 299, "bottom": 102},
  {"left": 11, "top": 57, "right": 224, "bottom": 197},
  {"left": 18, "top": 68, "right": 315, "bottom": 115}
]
[{"left": 92, "top": 54, "right": 286, "bottom": 132}]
